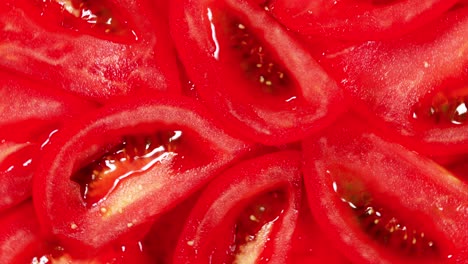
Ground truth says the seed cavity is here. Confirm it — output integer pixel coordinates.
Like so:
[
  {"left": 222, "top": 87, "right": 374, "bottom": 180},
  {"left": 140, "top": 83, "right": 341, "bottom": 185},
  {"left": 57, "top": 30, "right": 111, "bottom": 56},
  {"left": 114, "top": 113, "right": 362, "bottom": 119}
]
[
  {"left": 72, "top": 130, "right": 182, "bottom": 207},
  {"left": 211, "top": 8, "right": 296, "bottom": 100},
  {"left": 229, "top": 190, "right": 288, "bottom": 262},
  {"left": 41, "top": 0, "right": 136, "bottom": 40},
  {"left": 330, "top": 174, "right": 442, "bottom": 259}
]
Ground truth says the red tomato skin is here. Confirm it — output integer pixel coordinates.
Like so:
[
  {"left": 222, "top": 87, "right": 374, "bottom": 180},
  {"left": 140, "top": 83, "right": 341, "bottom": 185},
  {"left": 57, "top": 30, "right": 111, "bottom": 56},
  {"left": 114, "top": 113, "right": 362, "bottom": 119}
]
[
  {"left": 33, "top": 96, "right": 255, "bottom": 253},
  {"left": 170, "top": 0, "right": 346, "bottom": 145},
  {"left": 268, "top": 0, "right": 459, "bottom": 40},
  {"left": 302, "top": 115, "right": 468, "bottom": 264},
  {"left": 175, "top": 151, "right": 302, "bottom": 264},
  {"left": 0, "top": 0, "right": 181, "bottom": 101},
  {"left": 312, "top": 7, "right": 468, "bottom": 156}
]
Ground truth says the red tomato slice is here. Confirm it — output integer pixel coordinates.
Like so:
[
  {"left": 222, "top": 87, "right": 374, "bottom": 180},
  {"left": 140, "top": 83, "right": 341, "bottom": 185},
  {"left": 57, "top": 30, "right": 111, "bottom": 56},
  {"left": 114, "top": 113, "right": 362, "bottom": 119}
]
[
  {"left": 33, "top": 96, "right": 255, "bottom": 252},
  {"left": 170, "top": 0, "right": 345, "bottom": 145},
  {"left": 0, "top": 70, "right": 96, "bottom": 212},
  {"left": 0, "top": 201, "right": 41, "bottom": 264},
  {"left": 288, "top": 195, "right": 350, "bottom": 264},
  {"left": 174, "top": 151, "right": 302, "bottom": 263},
  {"left": 267, "top": 0, "right": 459, "bottom": 40},
  {"left": 302, "top": 115, "right": 468, "bottom": 263},
  {"left": 0, "top": 0, "right": 180, "bottom": 101},
  {"left": 315, "top": 7, "right": 468, "bottom": 156},
  {"left": 143, "top": 191, "right": 201, "bottom": 263}
]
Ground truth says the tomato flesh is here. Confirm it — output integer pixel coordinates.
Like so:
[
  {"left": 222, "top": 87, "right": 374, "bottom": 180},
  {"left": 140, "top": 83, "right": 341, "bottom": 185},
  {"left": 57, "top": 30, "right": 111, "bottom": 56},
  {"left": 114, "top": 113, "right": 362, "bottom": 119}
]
[
  {"left": 314, "top": 7, "right": 468, "bottom": 156},
  {"left": 302, "top": 115, "right": 468, "bottom": 263},
  {"left": 267, "top": 0, "right": 459, "bottom": 40},
  {"left": 33, "top": 97, "right": 254, "bottom": 252},
  {"left": 174, "top": 151, "right": 302, "bottom": 263},
  {"left": 170, "top": 0, "right": 345, "bottom": 145}
]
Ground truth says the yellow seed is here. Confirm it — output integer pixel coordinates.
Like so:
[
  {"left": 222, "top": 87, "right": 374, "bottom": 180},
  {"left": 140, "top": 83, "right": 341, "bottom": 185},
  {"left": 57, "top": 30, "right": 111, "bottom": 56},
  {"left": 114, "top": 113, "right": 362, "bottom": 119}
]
[
  {"left": 70, "top": 223, "right": 78, "bottom": 230},
  {"left": 238, "top": 23, "right": 245, "bottom": 30}
]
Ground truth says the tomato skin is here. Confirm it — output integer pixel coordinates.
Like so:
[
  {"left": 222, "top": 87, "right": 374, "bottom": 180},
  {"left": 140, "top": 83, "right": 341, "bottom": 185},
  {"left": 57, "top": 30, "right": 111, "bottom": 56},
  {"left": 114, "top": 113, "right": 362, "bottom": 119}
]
[
  {"left": 33, "top": 96, "right": 255, "bottom": 252},
  {"left": 170, "top": 0, "right": 346, "bottom": 145},
  {"left": 302, "top": 115, "right": 468, "bottom": 264},
  {"left": 174, "top": 151, "right": 302, "bottom": 263},
  {"left": 0, "top": 0, "right": 181, "bottom": 101},
  {"left": 313, "top": 7, "right": 468, "bottom": 156},
  {"left": 268, "top": 0, "right": 459, "bottom": 40}
]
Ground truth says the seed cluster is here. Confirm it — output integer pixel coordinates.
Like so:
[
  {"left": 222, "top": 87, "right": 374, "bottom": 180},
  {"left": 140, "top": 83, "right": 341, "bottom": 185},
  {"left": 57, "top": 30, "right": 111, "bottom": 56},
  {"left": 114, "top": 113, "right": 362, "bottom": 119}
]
[
  {"left": 356, "top": 205, "right": 439, "bottom": 257},
  {"left": 72, "top": 131, "right": 182, "bottom": 206},
  {"left": 230, "top": 21, "right": 290, "bottom": 94}
]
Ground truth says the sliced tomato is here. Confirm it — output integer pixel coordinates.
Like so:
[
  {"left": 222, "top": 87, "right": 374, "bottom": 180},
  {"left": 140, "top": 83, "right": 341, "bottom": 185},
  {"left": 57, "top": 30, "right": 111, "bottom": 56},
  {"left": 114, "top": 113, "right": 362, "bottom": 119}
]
[
  {"left": 0, "top": 0, "right": 180, "bottom": 101},
  {"left": 267, "top": 0, "right": 459, "bottom": 40},
  {"left": 288, "top": 194, "right": 350, "bottom": 264},
  {"left": 0, "top": 70, "right": 96, "bottom": 212},
  {"left": 170, "top": 0, "right": 345, "bottom": 145},
  {"left": 302, "top": 115, "right": 468, "bottom": 263},
  {"left": 143, "top": 191, "right": 201, "bottom": 263},
  {"left": 174, "top": 151, "right": 302, "bottom": 263},
  {"left": 0, "top": 201, "right": 42, "bottom": 264},
  {"left": 314, "top": 7, "right": 468, "bottom": 156},
  {"left": 33, "top": 96, "right": 254, "bottom": 252}
]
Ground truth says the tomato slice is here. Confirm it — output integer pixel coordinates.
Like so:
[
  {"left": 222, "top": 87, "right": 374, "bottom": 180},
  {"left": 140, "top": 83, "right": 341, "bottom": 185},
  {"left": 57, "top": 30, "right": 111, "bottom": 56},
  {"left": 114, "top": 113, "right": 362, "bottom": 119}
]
[
  {"left": 0, "top": 71, "right": 96, "bottom": 212},
  {"left": 170, "top": 0, "right": 345, "bottom": 145},
  {"left": 0, "top": 0, "right": 180, "bottom": 101},
  {"left": 267, "top": 0, "right": 459, "bottom": 40},
  {"left": 288, "top": 195, "right": 350, "bottom": 264},
  {"left": 174, "top": 151, "right": 302, "bottom": 263},
  {"left": 33, "top": 96, "right": 254, "bottom": 252},
  {"left": 314, "top": 7, "right": 468, "bottom": 156},
  {"left": 302, "top": 115, "right": 468, "bottom": 263},
  {"left": 0, "top": 201, "right": 42, "bottom": 264}
]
